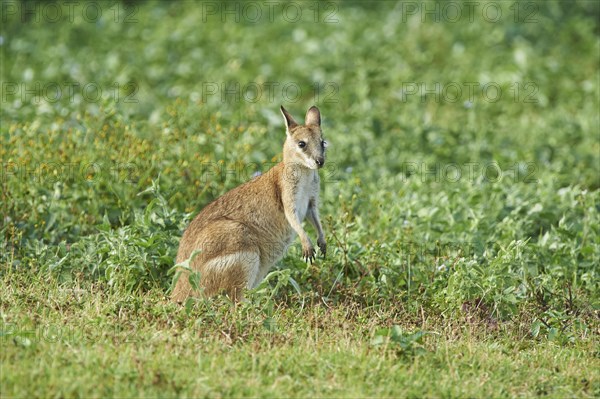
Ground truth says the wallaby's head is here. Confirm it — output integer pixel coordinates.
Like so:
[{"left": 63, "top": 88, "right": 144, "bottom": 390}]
[{"left": 281, "top": 105, "right": 327, "bottom": 170}]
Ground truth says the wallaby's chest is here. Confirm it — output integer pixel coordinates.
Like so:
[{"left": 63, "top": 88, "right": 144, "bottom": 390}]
[{"left": 294, "top": 171, "right": 318, "bottom": 221}]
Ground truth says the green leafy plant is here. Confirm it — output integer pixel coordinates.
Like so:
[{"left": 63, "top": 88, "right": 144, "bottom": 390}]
[{"left": 371, "top": 325, "right": 433, "bottom": 358}]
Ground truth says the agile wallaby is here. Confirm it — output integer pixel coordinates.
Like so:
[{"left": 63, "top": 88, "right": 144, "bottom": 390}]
[{"left": 171, "top": 106, "right": 327, "bottom": 302}]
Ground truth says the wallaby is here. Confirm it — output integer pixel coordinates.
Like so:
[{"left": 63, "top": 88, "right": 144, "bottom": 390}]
[{"left": 171, "top": 106, "right": 327, "bottom": 302}]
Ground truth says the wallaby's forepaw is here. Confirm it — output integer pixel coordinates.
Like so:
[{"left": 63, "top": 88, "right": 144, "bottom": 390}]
[
  {"left": 302, "top": 245, "right": 315, "bottom": 264},
  {"left": 317, "top": 238, "right": 326, "bottom": 258}
]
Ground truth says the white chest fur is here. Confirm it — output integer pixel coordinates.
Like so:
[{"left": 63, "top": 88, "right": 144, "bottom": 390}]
[{"left": 295, "top": 170, "right": 318, "bottom": 221}]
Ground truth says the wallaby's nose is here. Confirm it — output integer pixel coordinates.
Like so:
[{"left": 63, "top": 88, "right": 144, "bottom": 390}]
[{"left": 316, "top": 157, "right": 325, "bottom": 168}]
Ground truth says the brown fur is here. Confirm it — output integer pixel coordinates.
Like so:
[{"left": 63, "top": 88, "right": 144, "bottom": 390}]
[{"left": 171, "top": 106, "right": 327, "bottom": 302}]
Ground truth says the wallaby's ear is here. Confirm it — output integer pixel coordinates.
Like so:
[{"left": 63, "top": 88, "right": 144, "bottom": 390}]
[
  {"left": 280, "top": 106, "right": 298, "bottom": 134},
  {"left": 305, "top": 106, "right": 321, "bottom": 126}
]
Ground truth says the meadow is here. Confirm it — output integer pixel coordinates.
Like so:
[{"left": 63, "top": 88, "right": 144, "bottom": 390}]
[{"left": 1, "top": 1, "right": 599, "bottom": 397}]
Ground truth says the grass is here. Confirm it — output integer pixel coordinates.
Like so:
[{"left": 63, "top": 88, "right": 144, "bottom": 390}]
[
  {"left": 1, "top": 0, "right": 599, "bottom": 397},
  {"left": 2, "top": 273, "right": 598, "bottom": 398}
]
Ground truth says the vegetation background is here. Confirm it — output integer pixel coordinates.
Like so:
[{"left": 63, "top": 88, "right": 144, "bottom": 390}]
[{"left": 1, "top": 0, "right": 599, "bottom": 397}]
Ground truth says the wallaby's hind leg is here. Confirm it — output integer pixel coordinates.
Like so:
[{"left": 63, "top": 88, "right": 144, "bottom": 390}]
[
  {"left": 171, "top": 277, "right": 191, "bottom": 303},
  {"left": 172, "top": 219, "right": 264, "bottom": 302},
  {"left": 202, "top": 251, "right": 260, "bottom": 301},
  {"left": 171, "top": 251, "right": 260, "bottom": 303}
]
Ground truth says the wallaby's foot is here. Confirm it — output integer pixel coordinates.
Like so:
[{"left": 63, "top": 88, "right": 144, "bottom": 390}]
[
  {"left": 227, "top": 286, "right": 245, "bottom": 303},
  {"left": 302, "top": 244, "right": 315, "bottom": 263},
  {"left": 317, "top": 238, "right": 327, "bottom": 258}
]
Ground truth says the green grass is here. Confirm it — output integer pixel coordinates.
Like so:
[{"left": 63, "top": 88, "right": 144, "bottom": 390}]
[
  {"left": 2, "top": 273, "right": 598, "bottom": 398},
  {"left": 1, "top": 1, "right": 599, "bottom": 397}
]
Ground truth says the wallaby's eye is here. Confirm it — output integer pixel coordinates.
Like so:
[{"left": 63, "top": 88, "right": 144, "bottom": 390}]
[
  {"left": 298, "top": 141, "right": 306, "bottom": 148},
  {"left": 322, "top": 140, "right": 328, "bottom": 148}
]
